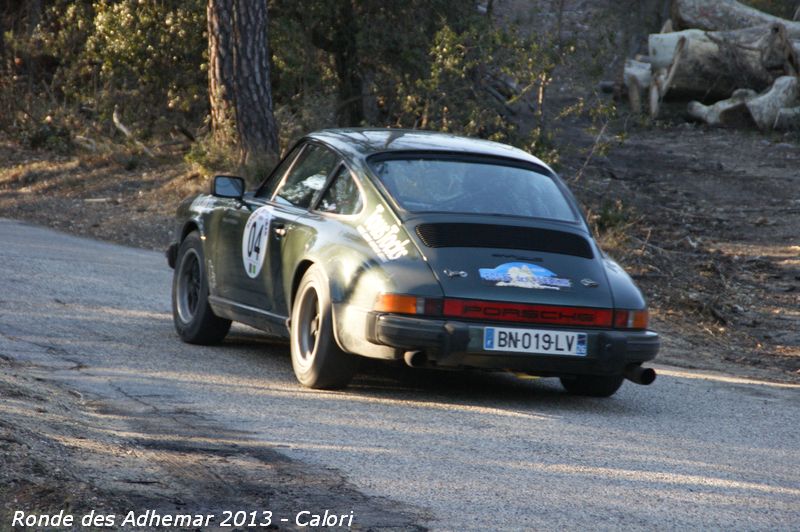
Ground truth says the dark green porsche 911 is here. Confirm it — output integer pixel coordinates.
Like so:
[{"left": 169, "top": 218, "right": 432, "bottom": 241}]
[{"left": 166, "top": 129, "right": 659, "bottom": 397}]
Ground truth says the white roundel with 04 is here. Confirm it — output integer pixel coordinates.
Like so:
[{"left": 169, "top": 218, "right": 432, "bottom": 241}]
[{"left": 241, "top": 207, "right": 272, "bottom": 279}]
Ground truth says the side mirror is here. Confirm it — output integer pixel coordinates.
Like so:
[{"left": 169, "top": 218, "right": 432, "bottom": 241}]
[{"left": 212, "top": 175, "right": 245, "bottom": 200}]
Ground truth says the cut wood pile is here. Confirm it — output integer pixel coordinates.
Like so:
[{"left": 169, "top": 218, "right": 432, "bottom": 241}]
[{"left": 622, "top": 0, "right": 800, "bottom": 130}]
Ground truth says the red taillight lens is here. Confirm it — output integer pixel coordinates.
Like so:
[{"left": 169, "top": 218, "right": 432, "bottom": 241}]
[
  {"left": 375, "top": 295, "right": 648, "bottom": 330},
  {"left": 424, "top": 298, "right": 443, "bottom": 316},
  {"left": 614, "top": 309, "right": 649, "bottom": 329},
  {"left": 442, "top": 299, "right": 613, "bottom": 327}
]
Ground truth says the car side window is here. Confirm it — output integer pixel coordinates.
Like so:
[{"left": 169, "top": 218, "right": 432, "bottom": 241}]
[
  {"left": 274, "top": 144, "right": 338, "bottom": 208},
  {"left": 316, "top": 165, "right": 363, "bottom": 216},
  {"left": 255, "top": 144, "right": 303, "bottom": 198}
]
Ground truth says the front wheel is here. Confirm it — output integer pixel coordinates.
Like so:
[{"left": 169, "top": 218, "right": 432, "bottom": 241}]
[
  {"left": 290, "top": 265, "right": 357, "bottom": 389},
  {"left": 172, "top": 231, "right": 231, "bottom": 344},
  {"left": 560, "top": 375, "right": 624, "bottom": 397}
]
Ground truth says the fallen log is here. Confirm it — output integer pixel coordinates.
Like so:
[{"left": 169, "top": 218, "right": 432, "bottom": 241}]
[
  {"left": 746, "top": 75, "right": 799, "bottom": 129},
  {"left": 648, "top": 24, "right": 799, "bottom": 100},
  {"left": 623, "top": 59, "right": 652, "bottom": 113},
  {"left": 672, "top": 0, "right": 800, "bottom": 36},
  {"left": 687, "top": 88, "right": 757, "bottom": 127},
  {"left": 688, "top": 77, "right": 799, "bottom": 130},
  {"left": 775, "top": 106, "right": 800, "bottom": 129},
  {"left": 649, "top": 37, "right": 686, "bottom": 118}
]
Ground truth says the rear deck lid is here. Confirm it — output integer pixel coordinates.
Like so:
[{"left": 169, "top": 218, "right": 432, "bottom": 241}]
[{"left": 410, "top": 220, "right": 613, "bottom": 311}]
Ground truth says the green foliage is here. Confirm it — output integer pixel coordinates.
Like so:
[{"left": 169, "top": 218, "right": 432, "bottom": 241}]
[
  {"left": 185, "top": 136, "right": 239, "bottom": 177},
  {"left": 185, "top": 135, "right": 277, "bottom": 186},
  {"left": 593, "top": 199, "right": 630, "bottom": 234},
  {"left": 589, "top": 199, "right": 640, "bottom": 252},
  {"left": 3, "top": 0, "right": 602, "bottom": 166},
  {"left": 393, "top": 21, "right": 565, "bottom": 163},
  {"left": 24, "top": 119, "right": 73, "bottom": 154},
  {"left": 267, "top": 0, "right": 474, "bottom": 132},
  {"left": 35, "top": 0, "right": 207, "bottom": 131}
]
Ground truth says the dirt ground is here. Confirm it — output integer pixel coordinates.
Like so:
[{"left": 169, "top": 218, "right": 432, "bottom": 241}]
[{"left": 572, "top": 122, "right": 799, "bottom": 382}]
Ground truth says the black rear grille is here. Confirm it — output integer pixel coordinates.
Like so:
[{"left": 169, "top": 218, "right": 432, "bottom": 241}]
[{"left": 415, "top": 223, "right": 594, "bottom": 259}]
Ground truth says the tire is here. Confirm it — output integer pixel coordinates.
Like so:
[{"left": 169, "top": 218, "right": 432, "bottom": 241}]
[
  {"left": 560, "top": 374, "right": 625, "bottom": 397},
  {"left": 290, "top": 265, "right": 357, "bottom": 389},
  {"left": 172, "top": 231, "right": 231, "bottom": 344}
]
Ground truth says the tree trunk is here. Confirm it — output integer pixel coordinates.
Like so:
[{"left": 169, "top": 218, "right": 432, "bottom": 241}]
[
  {"left": 230, "top": 0, "right": 280, "bottom": 164},
  {"left": 687, "top": 77, "right": 799, "bottom": 130},
  {"left": 775, "top": 105, "right": 800, "bottom": 129},
  {"left": 647, "top": 24, "right": 799, "bottom": 99},
  {"left": 687, "top": 88, "right": 757, "bottom": 126},
  {"left": 746, "top": 75, "right": 799, "bottom": 129},
  {"left": 207, "top": 0, "right": 280, "bottom": 167},
  {"left": 207, "top": 0, "right": 236, "bottom": 144},
  {"left": 332, "top": 7, "right": 363, "bottom": 127},
  {"left": 672, "top": 0, "right": 800, "bottom": 35},
  {"left": 624, "top": 59, "right": 652, "bottom": 113}
]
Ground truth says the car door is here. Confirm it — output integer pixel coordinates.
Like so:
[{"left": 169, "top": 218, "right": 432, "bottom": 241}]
[
  {"left": 210, "top": 145, "right": 301, "bottom": 310},
  {"left": 212, "top": 141, "right": 340, "bottom": 315}
]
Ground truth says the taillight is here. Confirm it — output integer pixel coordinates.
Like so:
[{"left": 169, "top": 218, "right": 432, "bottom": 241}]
[
  {"left": 443, "top": 299, "right": 613, "bottom": 327},
  {"left": 613, "top": 309, "right": 649, "bottom": 330},
  {"left": 375, "top": 295, "right": 649, "bottom": 330},
  {"left": 374, "top": 294, "right": 443, "bottom": 316}
]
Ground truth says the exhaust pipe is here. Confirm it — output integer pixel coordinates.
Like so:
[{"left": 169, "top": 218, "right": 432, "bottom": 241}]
[
  {"left": 624, "top": 364, "right": 657, "bottom": 385},
  {"left": 403, "top": 350, "right": 427, "bottom": 368}
]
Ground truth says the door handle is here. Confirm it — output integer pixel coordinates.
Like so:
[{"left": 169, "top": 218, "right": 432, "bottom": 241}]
[{"left": 273, "top": 223, "right": 287, "bottom": 237}]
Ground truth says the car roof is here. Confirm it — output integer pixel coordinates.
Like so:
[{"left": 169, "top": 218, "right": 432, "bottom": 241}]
[{"left": 307, "top": 128, "right": 553, "bottom": 172}]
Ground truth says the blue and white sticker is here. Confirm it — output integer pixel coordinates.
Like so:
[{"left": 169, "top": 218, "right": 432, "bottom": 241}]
[
  {"left": 479, "top": 262, "right": 571, "bottom": 290},
  {"left": 241, "top": 206, "right": 272, "bottom": 279}
]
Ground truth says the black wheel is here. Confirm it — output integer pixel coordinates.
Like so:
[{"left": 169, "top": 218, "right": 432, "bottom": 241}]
[
  {"left": 560, "top": 374, "right": 625, "bottom": 397},
  {"left": 290, "top": 265, "right": 357, "bottom": 389},
  {"left": 172, "top": 231, "right": 231, "bottom": 344}
]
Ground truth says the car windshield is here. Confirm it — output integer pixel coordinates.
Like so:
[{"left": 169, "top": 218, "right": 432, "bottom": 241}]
[{"left": 368, "top": 157, "right": 576, "bottom": 221}]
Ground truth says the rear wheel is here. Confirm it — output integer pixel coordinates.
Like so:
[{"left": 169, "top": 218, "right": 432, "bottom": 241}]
[
  {"left": 172, "top": 231, "right": 231, "bottom": 344},
  {"left": 290, "top": 265, "right": 357, "bottom": 389},
  {"left": 560, "top": 374, "right": 624, "bottom": 397}
]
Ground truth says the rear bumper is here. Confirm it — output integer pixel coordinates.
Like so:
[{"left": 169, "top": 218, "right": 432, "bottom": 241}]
[{"left": 366, "top": 312, "right": 659, "bottom": 377}]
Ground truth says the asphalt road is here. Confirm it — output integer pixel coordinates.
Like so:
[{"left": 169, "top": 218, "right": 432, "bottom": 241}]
[{"left": 1, "top": 218, "right": 798, "bottom": 531}]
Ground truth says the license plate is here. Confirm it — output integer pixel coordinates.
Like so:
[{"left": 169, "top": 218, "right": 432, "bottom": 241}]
[{"left": 483, "top": 327, "right": 587, "bottom": 356}]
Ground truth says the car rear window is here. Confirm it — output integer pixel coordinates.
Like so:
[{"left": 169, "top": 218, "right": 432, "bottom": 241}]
[{"left": 368, "top": 157, "right": 576, "bottom": 222}]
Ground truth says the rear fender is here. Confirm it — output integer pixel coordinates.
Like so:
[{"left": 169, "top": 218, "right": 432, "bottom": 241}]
[
  {"left": 603, "top": 257, "right": 647, "bottom": 309},
  {"left": 171, "top": 195, "right": 215, "bottom": 288},
  {"left": 292, "top": 247, "right": 442, "bottom": 358}
]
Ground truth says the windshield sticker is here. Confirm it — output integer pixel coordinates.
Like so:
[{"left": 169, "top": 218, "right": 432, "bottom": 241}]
[
  {"left": 357, "top": 204, "right": 410, "bottom": 262},
  {"left": 241, "top": 206, "right": 272, "bottom": 278},
  {"left": 479, "top": 262, "right": 571, "bottom": 290}
]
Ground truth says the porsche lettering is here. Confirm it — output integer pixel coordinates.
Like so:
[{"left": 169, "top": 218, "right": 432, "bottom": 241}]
[{"left": 462, "top": 305, "right": 598, "bottom": 323}]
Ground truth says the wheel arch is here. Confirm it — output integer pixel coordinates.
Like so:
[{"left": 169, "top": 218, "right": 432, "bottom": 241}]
[
  {"left": 289, "top": 259, "right": 354, "bottom": 353},
  {"left": 290, "top": 260, "right": 316, "bottom": 312},
  {"left": 180, "top": 220, "right": 202, "bottom": 242}
]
